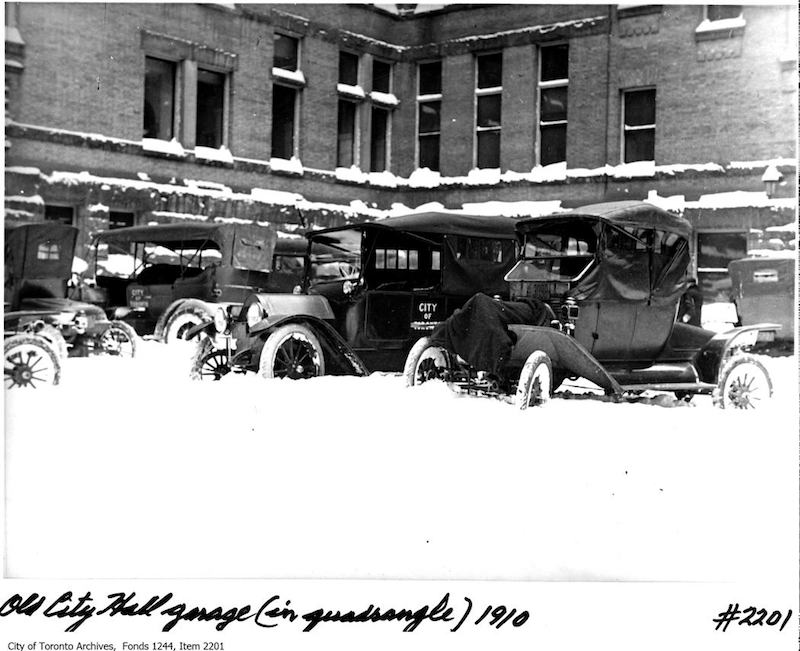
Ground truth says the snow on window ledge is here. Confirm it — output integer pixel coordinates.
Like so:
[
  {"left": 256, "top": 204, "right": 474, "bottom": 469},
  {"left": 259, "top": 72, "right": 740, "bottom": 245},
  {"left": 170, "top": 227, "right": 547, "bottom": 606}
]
[
  {"left": 337, "top": 83, "right": 366, "bottom": 100},
  {"left": 142, "top": 138, "right": 186, "bottom": 157},
  {"left": 194, "top": 145, "right": 234, "bottom": 165},
  {"left": 269, "top": 156, "right": 304, "bottom": 176},
  {"left": 369, "top": 91, "right": 399, "bottom": 107},
  {"left": 271, "top": 67, "right": 306, "bottom": 87},
  {"left": 695, "top": 15, "right": 746, "bottom": 40}
]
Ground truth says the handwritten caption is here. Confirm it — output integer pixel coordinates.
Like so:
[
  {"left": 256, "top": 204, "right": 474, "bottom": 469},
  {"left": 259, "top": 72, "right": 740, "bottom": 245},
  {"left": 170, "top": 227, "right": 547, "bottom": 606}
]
[
  {"left": 0, "top": 592, "right": 529, "bottom": 634},
  {"left": 713, "top": 604, "right": 793, "bottom": 632}
]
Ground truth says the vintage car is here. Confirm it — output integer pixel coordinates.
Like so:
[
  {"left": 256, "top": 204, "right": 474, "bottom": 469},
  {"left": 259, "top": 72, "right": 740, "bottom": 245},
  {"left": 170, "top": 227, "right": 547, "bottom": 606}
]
[
  {"left": 404, "top": 201, "right": 778, "bottom": 410},
  {"left": 188, "top": 211, "right": 519, "bottom": 380},
  {"left": 5, "top": 222, "right": 138, "bottom": 388},
  {"left": 728, "top": 253, "right": 795, "bottom": 344},
  {"left": 89, "top": 222, "right": 290, "bottom": 342}
]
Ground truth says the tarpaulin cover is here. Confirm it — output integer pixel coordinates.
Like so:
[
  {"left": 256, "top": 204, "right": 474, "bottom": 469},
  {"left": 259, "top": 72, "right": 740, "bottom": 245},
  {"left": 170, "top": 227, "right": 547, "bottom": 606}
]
[
  {"left": 441, "top": 235, "right": 517, "bottom": 296},
  {"left": 5, "top": 223, "right": 78, "bottom": 281},
  {"left": 430, "top": 293, "right": 550, "bottom": 375}
]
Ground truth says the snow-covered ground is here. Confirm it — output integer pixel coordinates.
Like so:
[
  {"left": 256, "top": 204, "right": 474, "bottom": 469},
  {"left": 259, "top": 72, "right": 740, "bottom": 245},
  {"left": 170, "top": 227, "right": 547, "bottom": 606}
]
[{"left": 4, "top": 341, "right": 797, "bottom": 582}]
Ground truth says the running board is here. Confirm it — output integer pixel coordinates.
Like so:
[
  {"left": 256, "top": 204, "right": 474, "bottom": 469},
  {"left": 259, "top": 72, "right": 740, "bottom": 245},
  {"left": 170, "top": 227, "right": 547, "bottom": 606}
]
[{"left": 619, "top": 382, "right": 717, "bottom": 393}]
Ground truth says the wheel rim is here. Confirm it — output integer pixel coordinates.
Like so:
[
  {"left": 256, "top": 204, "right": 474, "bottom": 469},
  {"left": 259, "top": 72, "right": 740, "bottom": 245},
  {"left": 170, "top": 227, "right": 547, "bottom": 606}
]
[
  {"left": 723, "top": 365, "right": 769, "bottom": 409},
  {"left": 166, "top": 314, "right": 202, "bottom": 342},
  {"left": 99, "top": 327, "right": 134, "bottom": 356},
  {"left": 414, "top": 347, "right": 449, "bottom": 383},
  {"left": 5, "top": 344, "right": 57, "bottom": 388},
  {"left": 273, "top": 333, "right": 321, "bottom": 379},
  {"left": 199, "top": 351, "right": 230, "bottom": 381},
  {"left": 525, "top": 363, "right": 551, "bottom": 407}
]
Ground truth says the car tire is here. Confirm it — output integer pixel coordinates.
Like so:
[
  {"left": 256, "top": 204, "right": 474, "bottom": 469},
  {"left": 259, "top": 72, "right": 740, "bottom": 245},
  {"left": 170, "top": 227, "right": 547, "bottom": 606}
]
[
  {"left": 259, "top": 324, "right": 325, "bottom": 379},
  {"left": 515, "top": 350, "right": 553, "bottom": 410},
  {"left": 4, "top": 333, "right": 62, "bottom": 388},
  {"left": 97, "top": 320, "right": 139, "bottom": 357},
  {"left": 403, "top": 337, "right": 452, "bottom": 387},
  {"left": 713, "top": 354, "right": 772, "bottom": 409},
  {"left": 189, "top": 337, "right": 230, "bottom": 381},
  {"left": 163, "top": 303, "right": 214, "bottom": 343},
  {"left": 32, "top": 323, "right": 69, "bottom": 360}
]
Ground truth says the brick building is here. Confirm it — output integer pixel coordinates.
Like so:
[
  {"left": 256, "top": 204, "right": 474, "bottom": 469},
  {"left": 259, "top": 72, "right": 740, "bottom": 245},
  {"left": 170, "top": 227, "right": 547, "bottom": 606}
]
[{"left": 4, "top": 3, "right": 797, "bottom": 298}]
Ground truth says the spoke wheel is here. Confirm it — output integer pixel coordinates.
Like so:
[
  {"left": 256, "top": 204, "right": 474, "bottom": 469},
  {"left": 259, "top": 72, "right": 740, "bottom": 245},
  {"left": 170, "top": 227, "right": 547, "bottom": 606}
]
[
  {"left": 190, "top": 338, "right": 231, "bottom": 381},
  {"left": 515, "top": 350, "right": 553, "bottom": 410},
  {"left": 259, "top": 324, "right": 325, "bottom": 380},
  {"left": 714, "top": 354, "right": 772, "bottom": 410},
  {"left": 97, "top": 321, "right": 138, "bottom": 357},
  {"left": 163, "top": 304, "right": 213, "bottom": 344},
  {"left": 4, "top": 334, "right": 62, "bottom": 389},
  {"left": 403, "top": 337, "right": 451, "bottom": 387}
]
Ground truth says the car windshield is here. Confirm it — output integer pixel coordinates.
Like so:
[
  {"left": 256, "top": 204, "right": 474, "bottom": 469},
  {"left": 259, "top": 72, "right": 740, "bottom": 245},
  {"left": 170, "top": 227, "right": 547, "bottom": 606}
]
[
  {"left": 508, "top": 220, "right": 597, "bottom": 282},
  {"left": 308, "top": 228, "right": 362, "bottom": 282}
]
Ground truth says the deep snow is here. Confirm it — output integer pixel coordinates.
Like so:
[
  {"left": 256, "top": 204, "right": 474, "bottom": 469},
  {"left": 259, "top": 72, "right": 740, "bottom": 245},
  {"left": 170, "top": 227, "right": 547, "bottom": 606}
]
[{"left": 4, "top": 341, "right": 797, "bottom": 582}]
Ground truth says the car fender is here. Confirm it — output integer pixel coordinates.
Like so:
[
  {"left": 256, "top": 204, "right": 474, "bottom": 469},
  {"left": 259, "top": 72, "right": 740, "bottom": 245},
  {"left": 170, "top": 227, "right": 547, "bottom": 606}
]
[
  {"left": 249, "top": 293, "right": 335, "bottom": 324},
  {"left": 508, "top": 325, "right": 623, "bottom": 395},
  {"left": 696, "top": 323, "right": 781, "bottom": 383},
  {"left": 251, "top": 314, "right": 368, "bottom": 376},
  {"left": 154, "top": 298, "right": 216, "bottom": 340}
]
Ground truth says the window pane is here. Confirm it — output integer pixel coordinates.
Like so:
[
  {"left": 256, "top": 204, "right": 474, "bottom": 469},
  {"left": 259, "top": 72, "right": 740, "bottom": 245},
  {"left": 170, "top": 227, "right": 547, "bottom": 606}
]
[
  {"left": 431, "top": 250, "right": 441, "bottom": 270},
  {"left": 397, "top": 250, "right": 408, "bottom": 269},
  {"left": 624, "top": 89, "right": 656, "bottom": 126},
  {"left": 386, "top": 249, "right": 397, "bottom": 268},
  {"left": 109, "top": 212, "right": 134, "bottom": 229},
  {"left": 408, "top": 250, "right": 419, "bottom": 270},
  {"left": 418, "top": 134, "right": 440, "bottom": 170},
  {"left": 196, "top": 69, "right": 225, "bottom": 148},
  {"left": 337, "top": 100, "right": 357, "bottom": 167},
  {"left": 375, "top": 249, "right": 385, "bottom": 269},
  {"left": 707, "top": 5, "right": 741, "bottom": 21},
  {"left": 697, "top": 232, "right": 748, "bottom": 269},
  {"left": 143, "top": 57, "right": 175, "bottom": 140},
  {"left": 540, "top": 86, "right": 567, "bottom": 122},
  {"left": 540, "top": 124, "right": 567, "bottom": 165},
  {"left": 370, "top": 107, "right": 389, "bottom": 172},
  {"left": 477, "top": 52, "right": 502, "bottom": 89},
  {"left": 624, "top": 128, "right": 655, "bottom": 162},
  {"left": 477, "top": 94, "right": 501, "bottom": 128},
  {"left": 418, "top": 100, "right": 440, "bottom": 133},
  {"left": 44, "top": 205, "right": 74, "bottom": 225},
  {"left": 271, "top": 84, "right": 296, "bottom": 159},
  {"left": 419, "top": 61, "right": 442, "bottom": 95},
  {"left": 339, "top": 51, "right": 359, "bottom": 86},
  {"left": 274, "top": 33, "right": 298, "bottom": 71},
  {"left": 477, "top": 130, "right": 500, "bottom": 168},
  {"left": 541, "top": 44, "right": 569, "bottom": 81},
  {"left": 372, "top": 59, "right": 391, "bottom": 94}
]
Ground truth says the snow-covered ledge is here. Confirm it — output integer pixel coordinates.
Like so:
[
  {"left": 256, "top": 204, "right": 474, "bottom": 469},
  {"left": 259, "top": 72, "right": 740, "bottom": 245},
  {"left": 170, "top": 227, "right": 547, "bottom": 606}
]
[
  {"left": 194, "top": 145, "right": 234, "bottom": 165},
  {"left": 271, "top": 67, "right": 306, "bottom": 87},
  {"left": 337, "top": 83, "right": 366, "bottom": 100},
  {"left": 695, "top": 15, "right": 746, "bottom": 40},
  {"left": 269, "top": 156, "right": 304, "bottom": 176},
  {"left": 369, "top": 91, "right": 400, "bottom": 107},
  {"left": 142, "top": 138, "right": 186, "bottom": 158}
]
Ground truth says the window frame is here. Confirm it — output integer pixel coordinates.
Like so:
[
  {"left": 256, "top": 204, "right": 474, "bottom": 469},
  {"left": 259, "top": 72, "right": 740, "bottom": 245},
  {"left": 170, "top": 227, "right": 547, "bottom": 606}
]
[
  {"left": 143, "top": 55, "right": 177, "bottom": 141},
  {"left": 416, "top": 60, "right": 443, "bottom": 171},
  {"left": 271, "top": 82, "right": 300, "bottom": 161},
  {"left": 273, "top": 32, "right": 300, "bottom": 72},
  {"left": 537, "top": 42, "right": 569, "bottom": 166},
  {"left": 195, "top": 65, "right": 230, "bottom": 149},
  {"left": 43, "top": 204, "right": 75, "bottom": 226},
  {"left": 474, "top": 51, "right": 503, "bottom": 169},
  {"left": 621, "top": 87, "right": 656, "bottom": 163},
  {"left": 336, "top": 97, "right": 360, "bottom": 168}
]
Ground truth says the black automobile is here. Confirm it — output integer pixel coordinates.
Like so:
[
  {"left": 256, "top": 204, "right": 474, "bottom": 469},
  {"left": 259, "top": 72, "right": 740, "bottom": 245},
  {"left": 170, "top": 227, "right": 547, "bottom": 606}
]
[
  {"left": 404, "top": 201, "right": 779, "bottom": 410},
  {"left": 89, "top": 222, "right": 290, "bottom": 342},
  {"left": 188, "top": 211, "right": 520, "bottom": 380},
  {"left": 4, "top": 222, "right": 138, "bottom": 388}
]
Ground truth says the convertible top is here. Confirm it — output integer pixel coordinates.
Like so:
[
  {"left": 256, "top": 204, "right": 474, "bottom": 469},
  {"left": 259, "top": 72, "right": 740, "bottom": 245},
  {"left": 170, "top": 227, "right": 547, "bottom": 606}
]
[
  {"left": 93, "top": 222, "right": 277, "bottom": 272},
  {"left": 311, "top": 211, "right": 520, "bottom": 242},
  {"left": 516, "top": 201, "right": 692, "bottom": 240}
]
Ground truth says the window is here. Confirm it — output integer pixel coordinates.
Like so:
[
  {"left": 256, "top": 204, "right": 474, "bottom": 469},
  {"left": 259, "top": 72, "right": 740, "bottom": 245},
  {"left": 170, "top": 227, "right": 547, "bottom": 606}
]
[
  {"left": 374, "top": 248, "right": 419, "bottom": 270},
  {"left": 37, "top": 242, "right": 61, "bottom": 261},
  {"left": 417, "top": 61, "right": 442, "bottom": 171},
  {"left": 44, "top": 205, "right": 73, "bottom": 225},
  {"left": 337, "top": 100, "right": 358, "bottom": 167},
  {"left": 372, "top": 59, "right": 391, "bottom": 94},
  {"left": 143, "top": 56, "right": 175, "bottom": 140},
  {"left": 272, "top": 84, "right": 297, "bottom": 159},
  {"left": 196, "top": 68, "right": 226, "bottom": 148},
  {"left": 274, "top": 33, "right": 299, "bottom": 71},
  {"left": 109, "top": 212, "right": 134, "bottom": 229},
  {"left": 339, "top": 51, "right": 359, "bottom": 87},
  {"left": 475, "top": 52, "right": 502, "bottom": 169},
  {"left": 622, "top": 88, "right": 656, "bottom": 162},
  {"left": 538, "top": 44, "right": 568, "bottom": 166},
  {"left": 697, "top": 231, "right": 747, "bottom": 302},
  {"left": 706, "top": 5, "right": 741, "bottom": 21},
  {"left": 370, "top": 107, "right": 389, "bottom": 172}
]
